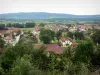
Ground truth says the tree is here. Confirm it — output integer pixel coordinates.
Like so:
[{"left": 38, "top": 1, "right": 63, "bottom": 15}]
[
  {"left": 74, "top": 31, "right": 85, "bottom": 40},
  {"left": 91, "top": 29, "right": 100, "bottom": 45},
  {"left": 0, "top": 38, "right": 5, "bottom": 48},
  {"left": 25, "top": 22, "right": 36, "bottom": 28},
  {"left": 67, "top": 31, "right": 74, "bottom": 39},
  {"left": 6, "top": 23, "right": 12, "bottom": 27},
  {"left": 11, "top": 55, "right": 33, "bottom": 75},
  {"left": 0, "top": 24, "right": 6, "bottom": 30},
  {"left": 67, "top": 24, "right": 71, "bottom": 27},
  {"left": 39, "top": 23, "right": 45, "bottom": 27},
  {"left": 40, "top": 34, "right": 51, "bottom": 44},
  {"left": 0, "top": 41, "right": 34, "bottom": 70},
  {"left": 90, "top": 45, "right": 100, "bottom": 70},
  {"left": 32, "top": 45, "right": 54, "bottom": 71},
  {"left": 67, "top": 31, "right": 85, "bottom": 40},
  {"left": 0, "top": 66, "right": 5, "bottom": 75},
  {"left": 74, "top": 40, "right": 94, "bottom": 63},
  {"left": 40, "top": 29, "right": 55, "bottom": 44},
  {"left": 56, "top": 31, "right": 62, "bottom": 43},
  {"left": 14, "top": 23, "right": 24, "bottom": 28}
]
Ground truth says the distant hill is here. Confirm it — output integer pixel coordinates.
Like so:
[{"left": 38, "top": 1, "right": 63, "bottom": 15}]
[{"left": 0, "top": 12, "right": 100, "bottom": 21}]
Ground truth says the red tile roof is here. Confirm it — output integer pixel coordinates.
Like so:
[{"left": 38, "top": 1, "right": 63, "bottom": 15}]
[
  {"left": 60, "top": 37, "right": 72, "bottom": 42},
  {"left": 5, "top": 36, "right": 12, "bottom": 40},
  {"left": 61, "top": 25, "right": 68, "bottom": 29},
  {"left": 10, "top": 27, "right": 20, "bottom": 31},
  {"left": 34, "top": 26, "right": 43, "bottom": 31},
  {"left": 73, "top": 42, "right": 78, "bottom": 46},
  {"left": 0, "top": 30, "right": 8, "bottom": 34},
  {"left": 93, "top": 26, "right": 100, "bottom": 29},
  {"left": 81, "top": 25, "right": 88, "bottom": 29},
  {"left": 52, "top": 26, "right": 60, "bottom": 31},
  {"left": 35, "top": 44, "right": 63, "bottom": 54}
]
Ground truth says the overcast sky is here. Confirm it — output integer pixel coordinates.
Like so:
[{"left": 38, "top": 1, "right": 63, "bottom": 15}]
[{"left": 0, "top": 0, "right": 100, "bottom": 15}]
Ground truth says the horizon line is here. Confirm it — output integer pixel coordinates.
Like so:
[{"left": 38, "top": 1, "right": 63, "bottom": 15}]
[{"left": 0, "top": 11, "right": 100, "bottom": 15}]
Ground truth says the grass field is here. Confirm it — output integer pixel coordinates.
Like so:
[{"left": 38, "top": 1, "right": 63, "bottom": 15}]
[{"left": 21, "top": 28, "right": 33, "bottom": 32}]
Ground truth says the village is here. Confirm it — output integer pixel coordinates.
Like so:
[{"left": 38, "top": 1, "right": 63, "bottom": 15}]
[
  {"left": 0, "top": 23, "right": 100, "bottom": 54},
  {"left": 0, "top": 0, "right": 100, "bottom": 74}
]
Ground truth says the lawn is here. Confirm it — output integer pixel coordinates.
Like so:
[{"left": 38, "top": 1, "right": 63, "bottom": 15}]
[{"left": 21, "top": 28, "right": 33, "bottom": 32}]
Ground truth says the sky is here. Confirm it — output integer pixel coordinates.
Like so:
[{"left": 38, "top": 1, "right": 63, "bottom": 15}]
[{"left": 0, "top": 0, "right": 100, "bottom": 15}]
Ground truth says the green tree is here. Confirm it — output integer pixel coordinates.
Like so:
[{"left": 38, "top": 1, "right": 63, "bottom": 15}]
[
  {"left": 74, "top": 31, "right": 85, "bottom": 40},
  {"left": 74, "top": 40, "right": 94, "bottom": 63},
  {"left": 6, "top": 23, "right": 12, "bottom": 27},
  {"left": 0, "top": 38, "right": 5, "bottom": 48},
  {"left": 67, "top": 31, "right": 85, "bottom": 40},
  {"left": 25, "top": 22, "right": 36, "bottom": 28},
  {"left": 40, "top": 34, "right": 51, "bottom": 44},
  {"left": 39, "top": 23, "right": 45, "bottom": 27},
  {"left": 91, "top": 29, "right": 100, "bottom": 45},
  {"left": 32, "top": 45, "right": 52, "bottom": 71},
  {"left": 90, "top": 45, "right": 100, "bottom": 70},
  {"left": 11, "top": 55, "right": 33, "bottom": 75},
  {"left": 40, "top": 29, "right": 55, "bottom": 44},
  {"left": 0, "top": 41, "right": 34, "bottom": 70},
  {"left": 0, "top": 66, "right": 5, "bottom": 75},
  {"left": 56, "top": 31, "right": 62, "bottom": 43},
  {"left": 0, "top": 24, "right": 6, "bottom": 30},
  {"left": 12, "top": 23, "right": 24, "bottom": 28},
  {"left": 67, "top": 31, "right": 74, "bottom": 39}
]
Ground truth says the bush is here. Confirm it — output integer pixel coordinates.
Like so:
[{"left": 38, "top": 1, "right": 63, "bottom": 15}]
[
  {"left": 11, "top": 55, "right": 33, "bottom": 75},
  {"left": 74, "top": 40, "right": 94, "bottom": 63},
  {"left": 0, "top": 41, "right": 34, "bottom": 70}
]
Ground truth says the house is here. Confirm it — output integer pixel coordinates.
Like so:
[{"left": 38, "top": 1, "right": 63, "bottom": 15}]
[
  {"left": 73, "top": 42, "right": 78, "bottom": 46},
  {"left": 69, "top": 27, "right": 77, "bottom": 32},
  {"left": 35, "top": 44, "right": 63, "bottom": 54},
  {"left": 34, "top": 26, "right": 44, "bottom": 31},
  {"left": 44, "top": 25, "right": 52, "bottom": 29},
  {"left": 0, "top": 30, "right": 8, "bottom": 34},
  {"left": 4, "top": 35, "right": 13, "bottom": 44},
  {"left": 0, "top": 30, "right": 8, "bottom": 35},
  {"left": 79, "top": 28, "right": 86, "bottom": 32},
  {"left": 93, "top": 25, "right": 100, "bottom": 30},
  {"left": 32, "top": 30, "right": 39, "bottom": 36},
  {"left": 78, "top": 25, "right": 89, "bottom": 32},
  {"left": 8, "top": 27, "right": 21, "bottom": 34},
  {"left": 32, "top": 26, "right": 44, "bottom": 35},
  {"left": 59, "top": 37, "right": 73, "bottom": 47},
  {"left": 0, "top": 27, "right": 22, "bottom": 46},
  {"left": 0, "top": 33, "right": 4, "bottom": 38},
  {"left": 62, "top": 25, "right": 68, "bottom": 29},
  {"left": 51, "top": 26, "right": 60, "bottom": 31},
  {"left": 0, "top": 30, "right": 10, "bottom": 38},
  {"left": 81, "top": 25, "right": 88, "bottom": 29},
  {"left": 4, "top": 32, "right": 21, "bottom": 46}
]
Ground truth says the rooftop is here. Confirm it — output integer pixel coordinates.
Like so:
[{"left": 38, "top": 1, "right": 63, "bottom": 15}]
[{"left": 35, "top": 44, "right": 63, "bottom": 54}]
